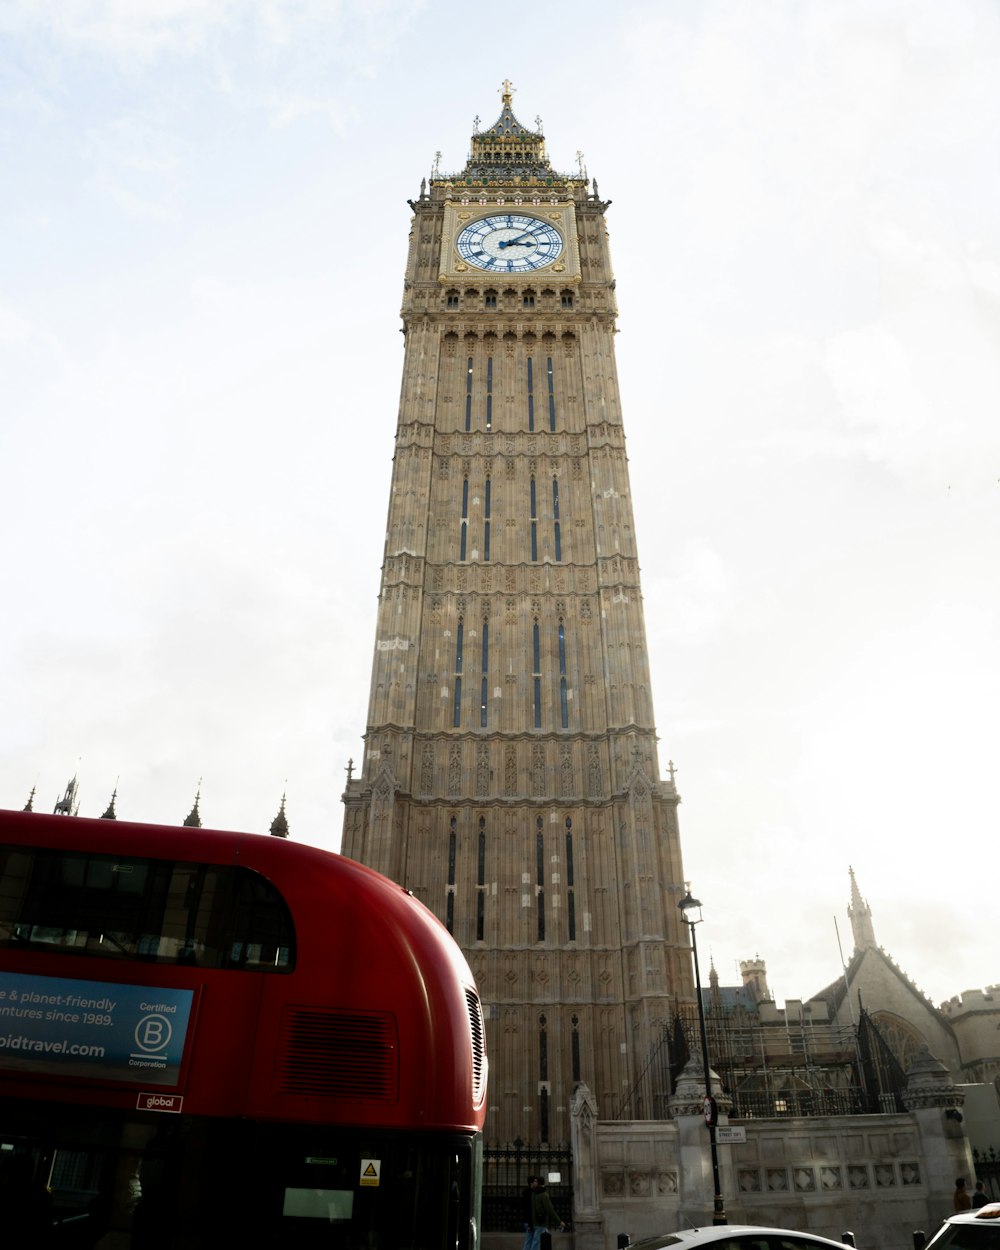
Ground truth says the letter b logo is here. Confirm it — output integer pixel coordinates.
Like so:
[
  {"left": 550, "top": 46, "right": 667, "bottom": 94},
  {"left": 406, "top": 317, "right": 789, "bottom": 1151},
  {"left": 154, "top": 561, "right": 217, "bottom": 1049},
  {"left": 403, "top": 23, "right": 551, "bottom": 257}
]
[{"left": 135, "top": 1014, "right": 172, "bottom": 1054}]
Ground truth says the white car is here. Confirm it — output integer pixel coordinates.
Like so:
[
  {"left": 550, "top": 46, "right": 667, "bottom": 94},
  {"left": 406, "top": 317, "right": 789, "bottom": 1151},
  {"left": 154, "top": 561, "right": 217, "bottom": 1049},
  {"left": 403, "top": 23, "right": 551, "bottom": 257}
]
[
  {"left": 625, "top": 1227, "right": 855, "bottom": 1249},
  {"left": 925, "top": 1202, "right": 1000, "bottom": 1248}
]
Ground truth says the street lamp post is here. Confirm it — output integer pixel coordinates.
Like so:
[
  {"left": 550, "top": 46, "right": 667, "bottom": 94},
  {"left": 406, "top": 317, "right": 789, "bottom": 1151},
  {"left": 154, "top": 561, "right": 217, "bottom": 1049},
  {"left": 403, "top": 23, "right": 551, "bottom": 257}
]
[{"left": 678, "top": 888, "right": 727, "bottom": 1225}]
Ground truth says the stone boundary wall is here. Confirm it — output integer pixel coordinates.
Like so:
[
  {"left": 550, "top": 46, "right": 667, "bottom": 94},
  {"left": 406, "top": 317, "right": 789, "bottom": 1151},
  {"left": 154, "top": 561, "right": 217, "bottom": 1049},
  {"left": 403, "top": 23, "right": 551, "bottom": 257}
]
[{"left": 568, "top": 1064, "right": 975, "bottom": 1250}]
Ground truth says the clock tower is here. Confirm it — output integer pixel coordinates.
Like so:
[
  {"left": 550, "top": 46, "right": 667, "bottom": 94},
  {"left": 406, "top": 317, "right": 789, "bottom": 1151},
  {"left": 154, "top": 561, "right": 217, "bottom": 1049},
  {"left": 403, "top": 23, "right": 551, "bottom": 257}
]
[{"left": 342, "top": 84, "right": 693, "bottom": 1146}]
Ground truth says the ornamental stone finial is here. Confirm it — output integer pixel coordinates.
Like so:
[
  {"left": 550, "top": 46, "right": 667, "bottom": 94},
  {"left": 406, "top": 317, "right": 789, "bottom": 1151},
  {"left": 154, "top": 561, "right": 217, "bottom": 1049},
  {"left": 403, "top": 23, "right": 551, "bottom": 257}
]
[{"left": 902, "top": 1042, "right": 962, "bottom": 1110}]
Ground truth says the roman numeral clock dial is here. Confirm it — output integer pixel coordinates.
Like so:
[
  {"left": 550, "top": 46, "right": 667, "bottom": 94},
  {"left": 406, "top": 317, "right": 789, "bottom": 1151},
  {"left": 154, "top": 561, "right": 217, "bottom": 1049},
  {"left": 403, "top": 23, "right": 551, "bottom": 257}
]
[{"left": 455, "top": 213, "right": 563, "bottom": 272}]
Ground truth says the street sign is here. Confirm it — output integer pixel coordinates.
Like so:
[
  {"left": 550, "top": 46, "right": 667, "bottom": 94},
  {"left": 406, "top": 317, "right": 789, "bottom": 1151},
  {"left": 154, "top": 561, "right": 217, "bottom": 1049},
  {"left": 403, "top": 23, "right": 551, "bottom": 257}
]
[{"left": 715, "top": 1126, "right": 747, "bottom": 1144}]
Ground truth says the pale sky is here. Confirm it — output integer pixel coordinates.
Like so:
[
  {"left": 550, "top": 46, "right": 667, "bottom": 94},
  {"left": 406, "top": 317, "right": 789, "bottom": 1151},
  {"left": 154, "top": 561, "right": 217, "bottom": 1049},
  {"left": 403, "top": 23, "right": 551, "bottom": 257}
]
[{"left": 1, "top": 0, "right": 998, "bottom": 1013}]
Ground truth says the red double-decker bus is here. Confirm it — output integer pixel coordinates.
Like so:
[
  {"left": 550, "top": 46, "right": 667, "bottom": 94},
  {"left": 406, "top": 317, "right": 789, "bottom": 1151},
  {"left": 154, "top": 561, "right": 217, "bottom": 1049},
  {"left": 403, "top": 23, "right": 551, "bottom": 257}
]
[{"left": 0, "top": 809, "right": 487, "bottom": 1249}]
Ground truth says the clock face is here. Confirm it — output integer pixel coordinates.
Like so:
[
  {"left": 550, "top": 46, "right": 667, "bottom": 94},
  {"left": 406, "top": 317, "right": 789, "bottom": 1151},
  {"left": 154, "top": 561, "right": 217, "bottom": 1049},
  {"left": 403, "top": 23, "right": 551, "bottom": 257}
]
[{"left": 456, "top": 214, "right": 563, "bottom": 273}]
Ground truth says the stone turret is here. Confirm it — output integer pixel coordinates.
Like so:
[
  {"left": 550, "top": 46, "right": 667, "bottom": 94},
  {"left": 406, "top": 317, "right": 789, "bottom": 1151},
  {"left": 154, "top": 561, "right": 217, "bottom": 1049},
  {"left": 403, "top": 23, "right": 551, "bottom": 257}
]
[{"left": 740, "top": 957, "right": 771, "bottom": 1004}]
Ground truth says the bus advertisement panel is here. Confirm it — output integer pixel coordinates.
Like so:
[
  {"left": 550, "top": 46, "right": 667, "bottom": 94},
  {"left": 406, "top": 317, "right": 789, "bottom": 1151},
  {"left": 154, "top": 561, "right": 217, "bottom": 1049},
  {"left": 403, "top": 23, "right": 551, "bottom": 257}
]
[
  {"left": 0, "top": 811, "right": 487, "bottom": 1249},
  {"left": 0, "top": 971, "right": 193, "bottom": 1085}
]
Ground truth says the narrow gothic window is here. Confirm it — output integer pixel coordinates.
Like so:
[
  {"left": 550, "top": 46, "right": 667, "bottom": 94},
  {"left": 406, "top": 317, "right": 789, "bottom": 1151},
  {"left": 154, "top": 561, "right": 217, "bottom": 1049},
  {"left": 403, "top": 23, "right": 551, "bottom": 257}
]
[
  {"left": 480, "top": 621, "right": 489, "bottom": 728},
  {"left": 465, "top": 356, "right": 473, "bottom": 431},
  {"left": 460, "top": 477, "right": 469, "bottom": 561},
  {"left": 552, "top": 477, "right": 562, "bottom": 562},
  {"left": 566, "top": 818, "right": 576, "bottom": 941},
  {"left": 561, "top": 291, "right": 573, "bottom": 309},
  {"left": 558, "top": 620, "right": 568, "bottom": 729},
  {"left": 526, "top": 356, "right": 535, "bottom": 432},
  {"left": 539, "top": 1012, "right": 550, "bottom": 1141},
  {"left": 485, "top": 356, "right": 493, "bottom": 431},
  {"left": 523, "top": 291, "right": 535, "bottom": 309},
  {"left": 453, "top": 618, "right": 464, "bottom": 728},
  {"left": 447, "top": 814, "right": 457, "bottom": 933},
  {"left": 447, "top": 290, "right": 459, "bottom": 309},
  {"left": 547, "top": 356, "right": 556, "bottom": 430},
  {"left": 532, "top": 620, "right": 541, "bottom": 729},
  {"left": 483, "top": 477, "right": 491, "bottom": 562},
  {"left": 484, "top": 290, "right": 497, "bottom": 310},
  {"left": 571, "top": 1014, "right": 581, "bottom": 1082},
  {"left": 476, "top": 815, "right": 486, "bottom": 941},
  {"left": 535, "top": 816, "right": 545, "bottom": 941},
  {"left": 529, "top": 477, "right": 537, "bottom": 562}
]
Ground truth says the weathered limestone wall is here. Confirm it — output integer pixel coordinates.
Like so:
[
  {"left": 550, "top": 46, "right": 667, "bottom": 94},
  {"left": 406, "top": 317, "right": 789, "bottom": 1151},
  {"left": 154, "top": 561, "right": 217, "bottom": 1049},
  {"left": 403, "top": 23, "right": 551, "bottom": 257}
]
[{"left": 569, "top": 1052, "right": 975, "bottom": 1250}]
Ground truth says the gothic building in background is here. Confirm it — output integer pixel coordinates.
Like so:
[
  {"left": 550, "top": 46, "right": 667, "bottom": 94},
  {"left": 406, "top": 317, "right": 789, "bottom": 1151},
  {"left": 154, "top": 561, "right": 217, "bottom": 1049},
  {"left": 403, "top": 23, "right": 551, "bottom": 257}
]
[{"left": 342, "top": 85, "right": 693, "bottom": 1146}]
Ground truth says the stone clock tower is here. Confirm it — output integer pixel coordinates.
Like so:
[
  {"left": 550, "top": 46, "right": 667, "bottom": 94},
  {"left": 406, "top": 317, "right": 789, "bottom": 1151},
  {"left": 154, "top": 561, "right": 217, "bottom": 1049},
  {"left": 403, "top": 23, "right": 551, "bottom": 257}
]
[{"left": 342, "top": 84, "right": 693, "bottom": 1147}]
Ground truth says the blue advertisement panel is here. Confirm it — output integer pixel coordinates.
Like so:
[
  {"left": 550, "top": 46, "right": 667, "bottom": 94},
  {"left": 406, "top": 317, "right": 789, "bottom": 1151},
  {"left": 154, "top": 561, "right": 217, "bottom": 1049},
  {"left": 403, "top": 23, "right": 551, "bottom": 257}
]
[{"left": 0, "top": 972, "right": 193, "bottom": 1086}]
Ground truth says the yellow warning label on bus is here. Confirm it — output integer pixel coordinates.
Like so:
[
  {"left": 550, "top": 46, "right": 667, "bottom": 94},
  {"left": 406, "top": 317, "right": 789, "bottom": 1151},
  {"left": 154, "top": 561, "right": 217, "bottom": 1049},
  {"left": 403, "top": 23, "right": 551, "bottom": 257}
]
[{"left": 360, "top": 1159, "right": 381, "bottom": 1187}]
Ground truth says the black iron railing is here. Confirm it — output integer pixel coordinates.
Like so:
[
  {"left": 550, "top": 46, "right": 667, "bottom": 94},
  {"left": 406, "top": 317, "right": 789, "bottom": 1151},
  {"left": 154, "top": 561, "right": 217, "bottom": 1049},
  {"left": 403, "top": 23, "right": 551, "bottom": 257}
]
[{"left": 483, "top": 1141, "right": 573, "bottom": 1233}]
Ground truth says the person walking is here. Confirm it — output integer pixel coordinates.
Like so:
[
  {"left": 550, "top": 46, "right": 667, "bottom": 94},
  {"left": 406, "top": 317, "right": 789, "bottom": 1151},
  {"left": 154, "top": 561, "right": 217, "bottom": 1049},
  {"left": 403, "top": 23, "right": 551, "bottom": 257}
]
[
  {"left": 520, "top": 1176, "right": 538, "bottom": 1250},
  {"left": 522, "top": 1175, "right": 565, "bottom": 1250},
  {"left": 954, "top": 1177, "right": 972, "bottom": 1212},
  {"left": 972, "top": 1180, "right": 990, "bottom": 1209}
]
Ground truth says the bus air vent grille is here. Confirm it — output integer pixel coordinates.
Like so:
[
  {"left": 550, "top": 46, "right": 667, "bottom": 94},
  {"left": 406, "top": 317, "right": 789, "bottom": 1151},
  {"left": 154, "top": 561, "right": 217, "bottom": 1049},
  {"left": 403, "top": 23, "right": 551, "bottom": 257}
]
[
  {"left": 465, "top": 989, "right": 487, "bottom": 1104},
  {"left": 276, "top": 1009, "right": 398, "bottom": 1101}
]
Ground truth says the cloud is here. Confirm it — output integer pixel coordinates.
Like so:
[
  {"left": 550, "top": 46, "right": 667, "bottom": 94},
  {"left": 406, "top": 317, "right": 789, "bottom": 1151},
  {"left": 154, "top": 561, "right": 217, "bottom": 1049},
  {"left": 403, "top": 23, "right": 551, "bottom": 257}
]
[
  {"left": 266, "top": 92, "right": 355, "bottom": 134},
  {"left": 0, "top": 0, "right": 426, "bottom": 69},
  {"left": 0, "top": 0, "right": 234, "bottom": 61}
]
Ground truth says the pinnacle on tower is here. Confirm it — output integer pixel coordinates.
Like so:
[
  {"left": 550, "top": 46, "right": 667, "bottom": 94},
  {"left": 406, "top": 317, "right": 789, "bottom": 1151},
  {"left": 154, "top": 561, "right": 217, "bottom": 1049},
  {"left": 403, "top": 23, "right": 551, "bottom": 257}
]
[
  {"left": 847, "top": 865, "right": 877, "bottom": 950},
  {"left": 53, "top": 774, "right": 80, "bottom": 816},
  {"left": 182, "top": 785, "right": 203, "bottom": 828},
  {"left": 452, "top": 78, "right": 561, "bottom": 183},
  {"left": 100, "top": 787, "right": 118, "bottom": 820},
  {"left": 22, "top": 785, "right": 35, "bottom": 813},
  {"left": 269, "top": 793, "right": 290, "bottom": 838}
]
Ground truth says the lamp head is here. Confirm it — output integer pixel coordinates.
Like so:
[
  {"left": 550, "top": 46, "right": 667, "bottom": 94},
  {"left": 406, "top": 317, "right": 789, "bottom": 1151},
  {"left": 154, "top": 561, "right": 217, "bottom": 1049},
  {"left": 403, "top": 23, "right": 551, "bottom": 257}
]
[{"left": 678, "top": 890, "right": 703, "bottom": 924}]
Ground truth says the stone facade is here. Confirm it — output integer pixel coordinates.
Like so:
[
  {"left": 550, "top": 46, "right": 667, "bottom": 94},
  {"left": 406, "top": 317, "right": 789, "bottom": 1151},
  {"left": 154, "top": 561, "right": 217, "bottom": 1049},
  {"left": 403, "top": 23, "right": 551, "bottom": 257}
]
[
  {"left": 567, "top": 1052, "right": 975, "bottom": 1250},
  {"left": 342, "top": 87, "right": 693, "bottom": 1147},
  {"left": 942, "top": 987, "right": 1000, "bottom": 1084}
]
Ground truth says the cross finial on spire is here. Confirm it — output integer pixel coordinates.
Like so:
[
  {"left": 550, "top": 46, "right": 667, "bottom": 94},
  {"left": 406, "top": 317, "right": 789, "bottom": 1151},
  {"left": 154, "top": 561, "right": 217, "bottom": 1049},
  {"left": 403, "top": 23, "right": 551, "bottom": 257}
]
[
  {"left": 501, "top": 79, "right": 515, "bottom": 103},
  {"left": 431, "top": 150, "right": 441, "bottom": 177},
  {"left": 576, "top": 150, "right": 587, "bottom": 179},
  {"left": 346, "top": 757, "right": 354, "bottom": 784}
]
